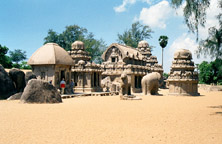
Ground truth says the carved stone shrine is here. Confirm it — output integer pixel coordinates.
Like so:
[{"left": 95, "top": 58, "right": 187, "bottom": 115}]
[{"left": 167, "top": 49, "right": 199, "bottom": 96}]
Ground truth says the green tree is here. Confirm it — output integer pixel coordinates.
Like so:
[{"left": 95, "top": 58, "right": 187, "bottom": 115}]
[
  {"left": 211, "top": 59, "right": 222, "bottom": 84},
  {"left": 44, "top": 29, "right": 59, "bottom": 44},
  {"left": 44, "top": 25, "right": 106, "bottom": 63},
  {"left": 198, "top": 59, "right": 222, "bottom": 84},
  {"left": 0, "top": 44, "right": 12, "bottom": 68},
  {"left": 159, "top": 35, "right": 168, "bottom": 67},
  {"left": 9, "top": 49, "right": 27, "bottom": 65},
  {"left": 20, "top": 61, "right": 32, "bottom": 69},
  {"left": 163, "top": 73, "right": 169, "bottom": 79},
  {"left": 198, "top": 61, "right": 213, "bottom": 84},
  {"left": 83, "top": 33, "right": 106, "bottom": 64},
  {"left": 117, "top": 22, "right": 153, "bottom": 48}
]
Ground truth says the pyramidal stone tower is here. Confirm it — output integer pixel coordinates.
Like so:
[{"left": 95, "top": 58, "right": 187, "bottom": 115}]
[
  {"left": 70, "top": 41, "right": 102, "bottom": 92},
  {"left": 168, "top": 49, "right": 199, "bottom": 96}
]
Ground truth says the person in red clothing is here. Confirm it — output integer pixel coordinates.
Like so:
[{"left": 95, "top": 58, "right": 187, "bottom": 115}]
[{"left": 60, "top": 78, "right": 66, "bottom": 94}]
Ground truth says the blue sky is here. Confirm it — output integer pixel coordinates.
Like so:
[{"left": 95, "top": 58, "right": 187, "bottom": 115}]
[{"left": 0, "top": 0, "right": 220, "bottom": 72}]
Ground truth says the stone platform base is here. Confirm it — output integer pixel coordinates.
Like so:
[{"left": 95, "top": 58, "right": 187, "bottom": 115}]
[
  {"left": 61, "top": 91, "right": 119, "bottom": 99},
  {"left": 74, "top": 87, "right": 103, "bottom": 93},
  {"left": 168, "top": 92, "right": 200, "bottom": 96}
]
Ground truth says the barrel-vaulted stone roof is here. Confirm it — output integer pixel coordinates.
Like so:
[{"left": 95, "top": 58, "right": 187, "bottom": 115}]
[
  {"left": 28, "top": 43, "right": 73, "bottom": 65},
  {"left": 102, "top": 43, "right": 144, "bottom": 61}
]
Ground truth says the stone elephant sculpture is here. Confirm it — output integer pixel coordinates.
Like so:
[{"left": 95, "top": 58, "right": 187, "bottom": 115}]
[
  {"left": 119, "top": 73, "right": 131, "bottom": 97},
  {"left": 141, "top": 72, "right": 161, "bottom": 95}
]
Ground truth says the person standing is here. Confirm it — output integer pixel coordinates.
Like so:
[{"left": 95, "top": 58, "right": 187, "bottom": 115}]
[
  {"left": 60, "top": 78, "right": 66, "bottom": 94},
  {"left": 70, "top": 79, "right": 75, "bottom": 94}
]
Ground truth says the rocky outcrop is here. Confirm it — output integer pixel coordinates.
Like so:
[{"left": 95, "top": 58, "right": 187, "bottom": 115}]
[
  {"left": 20, "top": 79, "right": 62, "bottom": 103},
  {"left": 25, "top": 72, "right": 37, "bottom": 84},
  {"left": 9, "top": 68, "right": 26, "bottom": 92},
  {"left": 0, "top": 65, "right": 16, "bottom": 99},
  {"left": 7, "top": 92, "right": 23, "bottom": 100}
]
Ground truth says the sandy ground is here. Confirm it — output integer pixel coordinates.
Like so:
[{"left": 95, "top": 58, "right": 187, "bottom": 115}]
[{"left": 0, "top": 89, "right": 222, "bottom": 144}]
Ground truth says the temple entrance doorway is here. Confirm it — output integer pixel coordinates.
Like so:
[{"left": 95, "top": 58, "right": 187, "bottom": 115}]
[{"left": 61, "top": 70, "right": 65, "bottom": 80}]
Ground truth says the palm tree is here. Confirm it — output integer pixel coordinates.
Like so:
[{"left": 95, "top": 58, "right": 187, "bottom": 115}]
[{"left": 159, "top": 35, "right": 168, "bottom": 68}]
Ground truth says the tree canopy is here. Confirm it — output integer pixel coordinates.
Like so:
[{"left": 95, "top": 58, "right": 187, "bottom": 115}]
[
  {"left": 0, "top": 44, "right": 12, "bottom": 68},
  {"left": 9, "top": 49, "right": 27, "bottom": 68},
  {"left": 117, "top": 22, "right": 153, "bottom": 48},
  {"left": 198, "top": 59, "right": 222, "bottom": 85},
  {"left": 9, "top": 49, "right": 27, "bottom": 64},
  {"left": 159, "top": 35, "right": 168, "bottom": 49},
  {"left": 44, "top": 25, "right": 106, "bottom": 63}
]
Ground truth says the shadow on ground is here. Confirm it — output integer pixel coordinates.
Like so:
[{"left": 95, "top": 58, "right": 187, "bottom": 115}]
[{"left": 208, "top": 105, "right": 222, "bottom": 116}]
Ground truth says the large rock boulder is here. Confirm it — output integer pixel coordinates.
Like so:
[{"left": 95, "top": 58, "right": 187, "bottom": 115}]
[
  {"left": 9, "top": 68, "right": 26, "bottom": 92},
  {"left": 25, "top": 72, "right": 37, "bottom": 84},
  {"left": 0, "top": 65, "right": 16, "bottom": 99},
  {"left": 20, "top": 79, "right": 62, "bottom": 103},
  {"left": 7, "top": 92, "right": 23, "bottom": 100}
]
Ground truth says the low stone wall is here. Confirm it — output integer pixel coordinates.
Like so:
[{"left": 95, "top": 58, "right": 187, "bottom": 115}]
[
  {"left": 198, "top": 84, "right": 222, "bottom": 91},
  {"left": 5, "top": 69, "right": 32, "bottom": 74}
]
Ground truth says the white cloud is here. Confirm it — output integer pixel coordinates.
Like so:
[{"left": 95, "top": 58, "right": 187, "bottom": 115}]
[
  {"left": 169, "top": 33, "right": 198, "bottom": 55},
  {"left": 114, "top": 0, "right": 137, "bottom": 13},
  {"left": 168, "top": 33, "right": 211, "bottom": 67},
  {"left": 162, "top": 33, "right": 197, "bottom": 72},
  {"left": 137, "top": 0, "right": 172, "bottom": 29},
  {"left": 114, "top": 0, "right": 152, "bottom": 13}
]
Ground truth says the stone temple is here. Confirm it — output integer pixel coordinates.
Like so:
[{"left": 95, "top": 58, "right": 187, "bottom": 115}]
[
  {"left": 101, "top": 41, "right": 163, "bottom": 94},
  {"left": 70, "top": 41, "right": 102, "bottom": 92},
  {"left": 167, "top": 49, "right": 199, "bottom": 96},
  {"left": 28, "top": 43, "right": 73, "bottom": 87},
  {"left": 28, "top": 40, "right": 163, "bottom": 94},
  {"left": 28, "top": 42, "right": 102, "bottom": 92}
]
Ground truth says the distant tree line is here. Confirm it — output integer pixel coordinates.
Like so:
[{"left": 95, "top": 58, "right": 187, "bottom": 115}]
[
  {"left": 44, "top": 25, "right": 106, "bottom": 64},
  {"left": 198, "top": 59, "right": 222, "bottom": 85},
  {"left": 0, "top": 44, "right": 30, "bottom": 69},
  {"left": 44, "top": 22, "right": 154, "bottom": 64}
]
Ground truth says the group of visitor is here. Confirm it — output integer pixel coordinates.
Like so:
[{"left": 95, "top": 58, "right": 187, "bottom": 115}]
[{"left": 48, "top": 78, "right": 75, "bottom": 95}]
